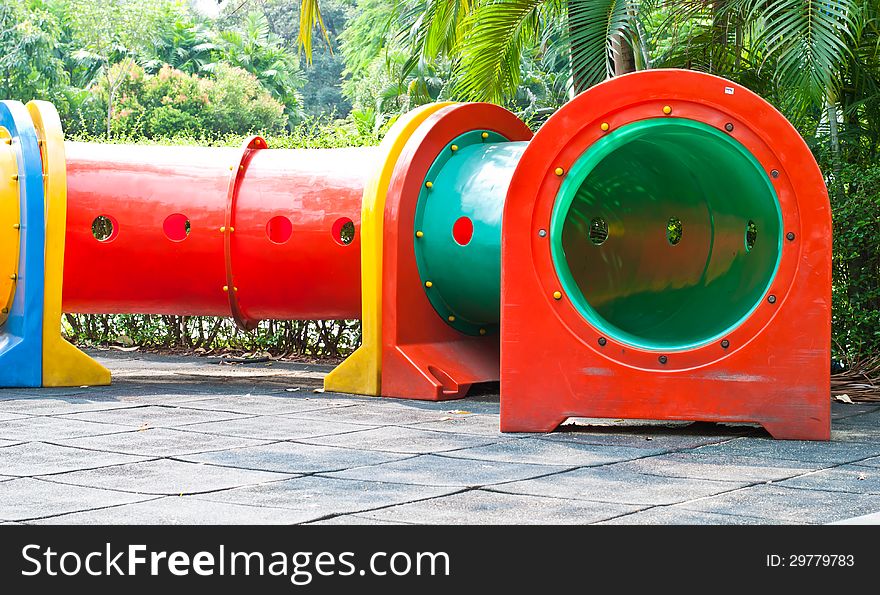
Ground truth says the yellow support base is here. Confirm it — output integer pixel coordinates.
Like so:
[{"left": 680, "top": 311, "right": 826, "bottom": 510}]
[
  {"left": 28, "top": 100, "right": 110, "bottom": 387},
  {"left": 324, "top": 102, "right": 454, "bottom": 396}
]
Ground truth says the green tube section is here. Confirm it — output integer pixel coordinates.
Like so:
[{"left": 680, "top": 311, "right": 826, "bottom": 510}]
[
  {"left": 551, "top": 118, "right": 782, "bottom": 351},
  {"left": 414, "top": 131, "right": 527, "bottom": 335}
]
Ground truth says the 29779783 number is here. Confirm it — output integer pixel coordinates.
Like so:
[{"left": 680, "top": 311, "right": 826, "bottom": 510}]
[{"left": 766, "top": 555, "right": 855, "bottom": 567}]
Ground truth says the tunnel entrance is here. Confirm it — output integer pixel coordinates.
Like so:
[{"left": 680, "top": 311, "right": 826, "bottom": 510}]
[{"left": 551, "top": 118, "right": 781, "bottom": 351}]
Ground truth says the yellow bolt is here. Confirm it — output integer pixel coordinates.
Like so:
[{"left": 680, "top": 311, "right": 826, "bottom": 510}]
[
  {"left": 600, "top": 122, "right": 610, "bottom": 131},
  {"left": 450, "top": 144, "right": 459, "bottom": 152},
  {"left": 1, "top": 308, "right": 7, "bottom": 314},
  {"left": 3, "top": 138, "right": 11, "bottom": 145},
  {"left": 416, "top": 230, "right": 424, "bottom": 238},
  {"left": 553, "top": 291, "right": 562, "bottom": 300},
  {"left": 222, "top": 285, "right": 229, "bottom": 292},
  {"left": 425, "top": 181, "right": 433, "bottom": 189},
  {"left": 479, "top": 328, "right": 487, "bottom": 336},
  {"left": 448, "top": 315, "right": 456, "bottom": 322},
  {"left": 233, "top": 287, "right": 238, "bottom": 292},
  {"left": 220, "top": 226, "right": 226, "bottom": 232},
  {"left": 229, "top": 165, "right": 234, "bottom": 171},
  {"left": 425, "top": 281, "right": 433, "bottom": 288},
  {"left": 11, "top": 174, "right": 19, "bottom": 181},
  {"left": 10, "top": 274, "right": 17, "bottom": 281},
  {"left": 481, "top": 132, "right": 489, "bottom": 140},
  {"left": 12, "top": 223, "right": 20, "bottom": 230},
  {"left": 229, "top": 227, "right": 234, "bottom": 233},
  {"left": 662, "top": 105, "right": 672, "bottom": 115},
  {"left": 239, "top": 165, "right": 245, "bottom": 171},
  {"left": 554, "top": 167, "right": 564, "bottom": 176}
]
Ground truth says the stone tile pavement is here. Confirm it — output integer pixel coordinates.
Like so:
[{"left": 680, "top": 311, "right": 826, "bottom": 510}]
[{"left": 0, "top": 351, "right": 879, "bottom": 525}]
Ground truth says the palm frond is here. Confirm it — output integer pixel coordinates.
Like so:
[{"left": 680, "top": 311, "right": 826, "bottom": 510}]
[{"left": 298, "top": 0, "right": 332, "bottom": 64}]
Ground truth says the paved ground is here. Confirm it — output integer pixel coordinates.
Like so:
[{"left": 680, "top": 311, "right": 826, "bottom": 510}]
[{"left": 0, "top": 351, "right": 879, "bottom": 525}]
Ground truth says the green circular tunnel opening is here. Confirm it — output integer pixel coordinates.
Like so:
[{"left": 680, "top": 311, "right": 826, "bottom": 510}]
[{"left": 551, "top": 118, "right": 782, "bottom": 351}]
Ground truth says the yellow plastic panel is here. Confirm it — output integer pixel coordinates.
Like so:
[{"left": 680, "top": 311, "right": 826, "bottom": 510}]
[
  {"left": 27, "top": 100, "right": 110, "bottom": 387},
  {"left": 0, "top": 126, "right": 20, "bottom": 327},
  {"left": 324, "top": 103, "right": 455, "bottom": 396}
]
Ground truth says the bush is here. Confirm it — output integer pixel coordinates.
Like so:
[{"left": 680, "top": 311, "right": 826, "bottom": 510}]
[
  {"left": 831, "top": 163, "right": 880, "bottom": 360},
  {"left": 201, "top": 63, "right": 287, "bottom": 135}
]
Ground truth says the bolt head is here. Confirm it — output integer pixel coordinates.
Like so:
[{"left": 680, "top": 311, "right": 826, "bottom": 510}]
[
  {"left": 786, "top": 232, "right": 795, "bottom": 241},
  {"left": 424, "top": 281, "right": 433, "bottom": 288},
  {"left": 479, "top": 328, "right": 487, "bottom": 336},
  {"left": 425, "top": 181, "right": 433, "bottom": 189},
  {"left": 600, "top": 122, "right": 609, "bottom": 131},
  {"left": 771, "top": 169, "right": 779, "bottom": 178},
  {"left": 768, "top": 294, "right": 777, "bottom": 304},
  {"left": 538, "top": 229, "right": 547, "bottom": 237},
  {"left": 552, "top": 291, "right": 562, "bottom": 300},
  {"left": 662, "top": 105, "right": 672, "bottom": 115},
  {"left": 721, "top": 339, "right": 730, "bottom": 349},
  {"left": 598, "top": 337, "right": 607, "bottom": 346},
  {"left": 724, "top": 123, "right": 734, "bottom": 132},
  {"left": 447, "top": 315, "right": 456, "bottom": 322},
  {"left": 450, "top": 144, "right": 459, "bottom": 152},
  {"left": 416, "top": 231, "right": 424, "bottom": 238},
  {"left": 481, "top": 132, "right": 489, "bottom": 140},
  {"left": 658, "top": 355, "right": 668, "bottom": 364}
]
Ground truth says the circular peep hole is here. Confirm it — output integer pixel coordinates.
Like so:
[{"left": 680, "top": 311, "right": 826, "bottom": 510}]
[
  {"left": 91, "top": 215, "right": 117, "bottom": 242},
  {"left": 332, "top": 217, "right": 355, "bottom": 246},
  {"left": 745, "top": 220, "right": 757, "bottom": 252},
  {"left": 452, "top": 216, "right": 474, "bottom": 246},
  {"left": 266, "top": 216, "right": 293, "bottom": 244},
  {"left": 589, "top": 217, "right": 608, "bottom": 246},
  {"left": 163, "top": 213, "right": 191, "bottom": 242},
  {"left": 666, "top": 217, "right": 683, "bottom": 245}
]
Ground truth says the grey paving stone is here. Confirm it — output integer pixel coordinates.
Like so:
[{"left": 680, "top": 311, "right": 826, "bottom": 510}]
[
  {"left": 0, "top": 397, "right": 139, "bottom": 416},
  {"left": 55, "top": 428, "right": 273, "bottom": 457},
  {"left": 0, "top": 387, "right": 93, "bottom": 401},
  {"left": 855, "top": 455, "right": 880, "bottom": 469},
  {"left": 0, "top": 478, "right": 153, "bottom": 521},
  {"left": 829, "top": 511, "right": 880, "bottom": 525},
  {"left": 180, "top": 415, "right": 374, "bottom": 441},
  {"left": 193, "top": 476, "right": 457, "bottom": 523},
  {"left": 0, "top": 475, "right": 14, "bottom": 482},
  {"left": 775, "top": 465, "right": 880, "bottom": 495},
  {"left": 180, "top": 442, "right": 410, "bottom": 474},
  {"left": 0, "top": 438, "right": 23, "bottom": 448},
  {"left": 538, "top": 423, "right": 742, "bottom": 451},
  {"left": 408, "top": 414, "right": 507, "bottom": 436},
  {"left": 48, "top": 459, "right": 295, "bottom": 495},
  {"left": 299, "top": 426, "right": 502, "bottom": 454},
  {"left": 177, "top": 395, "right": 355, "bottom": 416},
  {"left": 307, "top": 514, "right": 415, "bottom": 525},
  {"left": 831, "top": 403, "right": 880, "bottom": 420},
  {"left": 290, "top": 403, "right": 455, "bottom": 426},
  {"left": 0, "top": 416, "right": 133, "bottom": 441},
  {"left": 441, "top": 437, "right": 657, "bottom": 466},
  {"left": 60, "top": 405, "right": 253, "bottom": 429},
  {"left": 0, "top": 442, "right": 150, "bottom": 476},
  {"left": 0, "top": 412, "right": 28, "bottom": 422},
  {"left": 494, "top": 467, "right": 746, "bottom": 506},
  {"left": 365, "top": 489, "right": 640, "bottom": 525},
  {"left": 693, "top": 437, "right": 880, "bottom": 464},
  {"left": 679, "top": 484, "right": 880, "bottom": 524},
  {"left": 596, "top": 507, "right": 775, "bottom": 525},
  {"left": 34, "top": 496, "right": 310, "bottom": 525},
  {"left": 606, "top": 451, "right": 821, "bottom": 483},
  {"left": 323, "top": 454, "right": 570, "bottom": 487}
]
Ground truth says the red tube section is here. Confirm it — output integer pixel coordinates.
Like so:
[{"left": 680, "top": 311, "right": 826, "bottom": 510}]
[{"left": 62, "top": 141, "right": 377, "bottom": 323}]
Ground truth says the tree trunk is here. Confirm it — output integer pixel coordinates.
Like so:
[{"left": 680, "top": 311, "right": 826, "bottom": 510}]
[{"left": 611, "top": 34, "right": 635, "bottom": 77}]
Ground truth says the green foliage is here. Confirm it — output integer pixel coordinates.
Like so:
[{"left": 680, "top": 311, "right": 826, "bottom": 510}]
[
  {"left": 0, "top": 0, "right": 68, "bottom": 101},
  {"left": 831, "top": 163, "right": 880, "bottom": 358}
]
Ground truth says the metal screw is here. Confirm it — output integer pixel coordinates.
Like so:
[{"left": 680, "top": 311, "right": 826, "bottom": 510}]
[
  {"left": 771, "top": 169, "right": 779, "bottom": 178},
  {"left": 1, "top": 307, "right": 7, "bottom": 314},
  {"left": 424, "top": 281, "right": 433, "bottom": 288},
  {"left": 662, "top": 105, "right": 672, "bottom": 115},
  {"left": 450, "top": 144, "right": 459, "bottom": 152},
  {"left": 10, "top": 274, "right": 17, "bottom": 281},
  {"left": 768, "top": 294, "right": 777, "bottom": 304},
  {"left": 600, "top": 122, "right": 610, "bottom": 132},
  {"left": 552, "top": 291, "right": 562, "bottom": 300},
  {"left": 481, "top": 132, "right": 489, "bottom": 140},
  {"left": 786, "top": 232, "right": 795, "bottom": 241},
  {"left": 554, "top": 167, "right": 564, "bottom": 176},
  {"left": 598, "top": 337, "right": 607, "bottom": 347},
  {"left": 479, "top": 328, "right": 487, "bottom": 336},
  {"left": 447, "top": 315, "right": 456, "bottom": 322},
  {"left": 724, "top": 123, "right": 734, "bottom": 132},
  {"left": 658, "top": 355, "right": 668, "bottom": 364},
  {"left": 538, "top": 229, "right": 547, "bottom": 238},
  {"left": 12, "top": 223, "right": 20, "bottom": 230},
  {"left": 721, "top": 339, "right": 730, "bottom": 349},
  {"left": 425, "top": 181, "right": 433, "bottom": 189},
  {"left": 416, "top": 230, "right": 424, "bottom": 238}
]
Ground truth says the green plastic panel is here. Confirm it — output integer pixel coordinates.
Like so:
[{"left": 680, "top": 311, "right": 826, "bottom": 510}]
[
  {"left": 414, "top": 131, "right": 527, "bottom": 335},
  {"left": 551, "top": 118, "right": 782, "bottom": 351}
]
